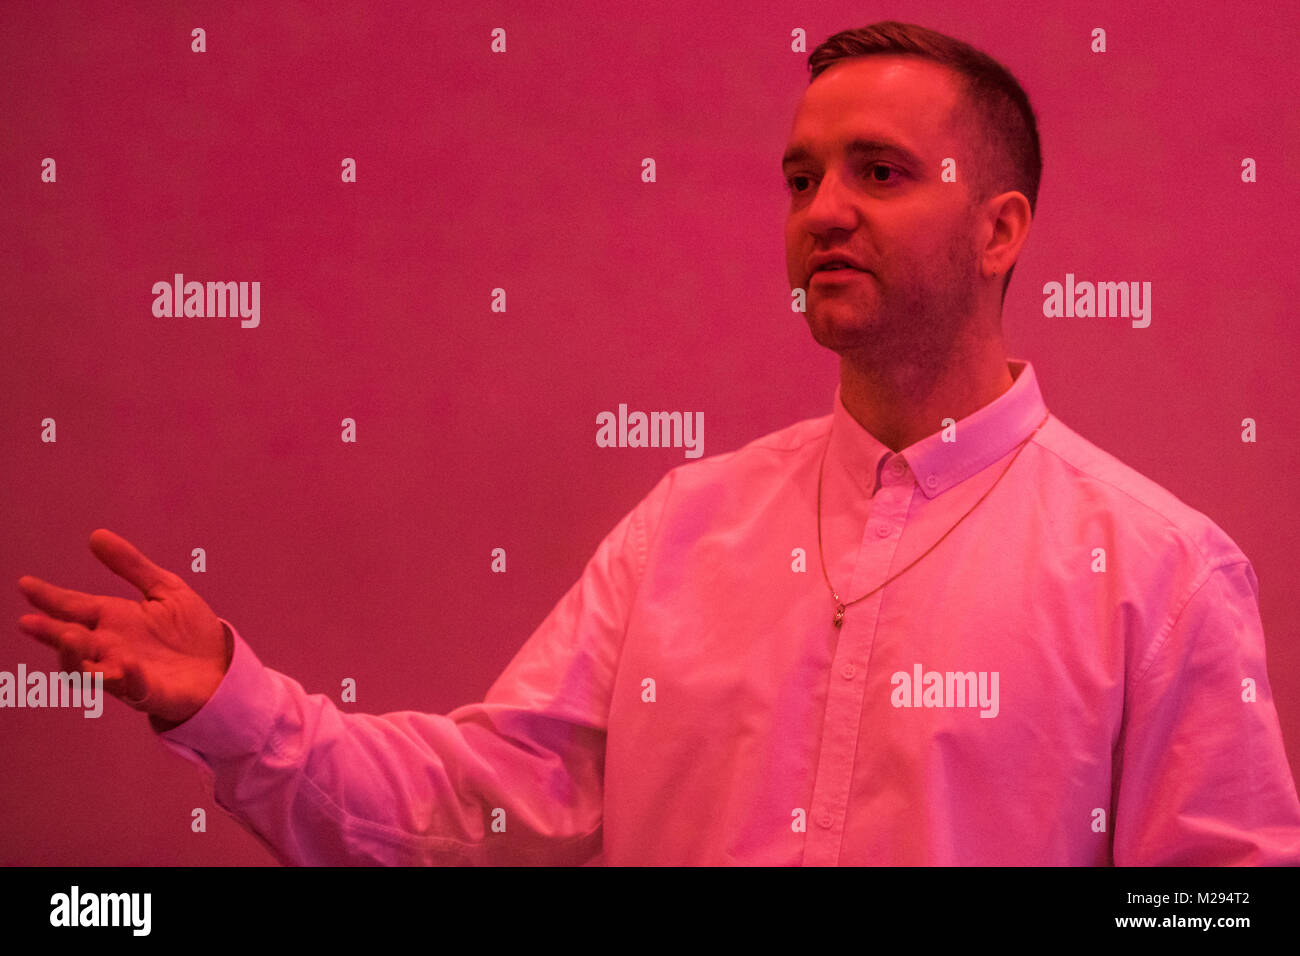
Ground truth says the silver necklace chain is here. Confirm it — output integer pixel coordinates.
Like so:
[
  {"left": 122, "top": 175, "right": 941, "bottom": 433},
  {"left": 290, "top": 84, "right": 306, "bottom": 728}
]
[{"left": 816, "top": 411, "right": 1050, "bottom": 628}]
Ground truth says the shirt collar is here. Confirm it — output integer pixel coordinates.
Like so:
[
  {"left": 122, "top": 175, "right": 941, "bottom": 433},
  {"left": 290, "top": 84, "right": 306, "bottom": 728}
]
[{"left": 828, "top": 358, "right": 1048, "bottom": 499}]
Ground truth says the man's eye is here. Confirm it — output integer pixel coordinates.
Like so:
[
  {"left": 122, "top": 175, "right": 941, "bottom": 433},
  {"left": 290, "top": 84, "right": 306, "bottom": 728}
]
[{"left": 785, "top": 165, "right": 899, "bottom": 194}]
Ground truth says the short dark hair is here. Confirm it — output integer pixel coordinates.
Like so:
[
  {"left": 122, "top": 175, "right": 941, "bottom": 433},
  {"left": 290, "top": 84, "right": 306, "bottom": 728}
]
[{"left": 808, "top": 21, "right": 1043, "bottom": 301}]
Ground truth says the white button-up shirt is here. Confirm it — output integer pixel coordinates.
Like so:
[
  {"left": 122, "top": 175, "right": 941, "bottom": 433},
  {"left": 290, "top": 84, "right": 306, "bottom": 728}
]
[{"left": 156, "top": 358, "right": 1300, "bottom": 864}]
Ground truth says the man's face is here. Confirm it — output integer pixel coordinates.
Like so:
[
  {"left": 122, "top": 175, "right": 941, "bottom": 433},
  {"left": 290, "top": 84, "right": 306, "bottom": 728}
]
[{"left": 783, "top": 55, "right": 985, "bottom": 357}]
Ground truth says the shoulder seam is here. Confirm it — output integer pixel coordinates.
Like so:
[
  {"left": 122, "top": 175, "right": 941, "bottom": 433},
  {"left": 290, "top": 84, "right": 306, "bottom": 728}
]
[
  {"left": 1029, "top": 424, "right": 1234, "bottom": 568},
  {"left": 1129, "top": 557, "right": 1254, "bottom": 692}
]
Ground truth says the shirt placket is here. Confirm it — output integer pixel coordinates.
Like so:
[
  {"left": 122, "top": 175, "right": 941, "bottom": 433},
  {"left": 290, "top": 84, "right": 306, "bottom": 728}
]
[{"left": 802, "top": 452, "right": 914, "bottom": 865}]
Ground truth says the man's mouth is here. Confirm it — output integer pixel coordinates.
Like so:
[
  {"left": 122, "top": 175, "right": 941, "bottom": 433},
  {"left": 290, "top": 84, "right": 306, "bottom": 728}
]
[
  {"left": 810, "top": 266, "right": 867, "bottom": 282},
  {"left": 807, "top": 253, "right": 869, "bottom": 282}
]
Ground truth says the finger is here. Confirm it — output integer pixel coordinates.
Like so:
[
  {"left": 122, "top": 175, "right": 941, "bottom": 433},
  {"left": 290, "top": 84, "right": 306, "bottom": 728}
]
[
  {"left": 82, "top": 655, "right": 147, "bottom": 707},
  {"left": 57, "top": 629, "right": 103, "bottom": 675},
  {"left": 78, "top": 660, "right": 143, "bottom": 708},
  {"left": 88, "top": 529, "right": 184, "bottom": 600},
  {"left": 80, "top": 657, "right": 125, "bottom": 684},
  {"left": 17, "top": 614, "right": 102, "bottom": 656},
  {"left": 115, "top": 659, "right": 149, "bottom": 706},
  {"left": 18, "top": 617, "right": 131, "bottom": 698},
  {"left": 48, "top": 625, "right": 130, "bottom": 693},
  {"left": 16, "top": 576, "right": 104, "bottom": 628}
]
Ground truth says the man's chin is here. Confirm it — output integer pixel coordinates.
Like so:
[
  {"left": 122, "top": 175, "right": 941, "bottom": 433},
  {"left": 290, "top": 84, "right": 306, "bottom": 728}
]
[
  {"left": 805, "top": 312, "right": 880, "bottom": 352},
  {"left": 809, "top": 329, "right": 872, "bottom": 356}
]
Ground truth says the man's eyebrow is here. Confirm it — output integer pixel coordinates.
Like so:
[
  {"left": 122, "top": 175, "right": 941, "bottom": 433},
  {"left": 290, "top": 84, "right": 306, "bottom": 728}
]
[{"left": 781, "top": 138, "right": 926, "bottom": 170}]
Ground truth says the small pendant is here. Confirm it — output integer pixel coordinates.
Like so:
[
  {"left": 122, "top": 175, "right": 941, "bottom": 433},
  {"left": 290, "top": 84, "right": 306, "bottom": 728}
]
[{"left": 832, "top": 593, "right": 845, "bottom": 628}]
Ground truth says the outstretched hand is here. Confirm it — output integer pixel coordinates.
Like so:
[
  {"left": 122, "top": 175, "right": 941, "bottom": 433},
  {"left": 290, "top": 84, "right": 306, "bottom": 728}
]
[{"left": 16, "top": 529, "right": 232, "bottom": 726}]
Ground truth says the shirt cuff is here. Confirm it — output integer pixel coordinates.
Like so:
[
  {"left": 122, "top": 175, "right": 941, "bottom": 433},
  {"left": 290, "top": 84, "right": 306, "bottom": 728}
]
[{"left": 152, "top": 617, "right": 278, "bottom": 764}]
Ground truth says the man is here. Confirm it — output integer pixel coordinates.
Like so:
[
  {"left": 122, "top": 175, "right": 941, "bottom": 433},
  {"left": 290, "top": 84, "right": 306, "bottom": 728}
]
[{"left": 17, "top": 21, "right": 1300, "bottom": 865}]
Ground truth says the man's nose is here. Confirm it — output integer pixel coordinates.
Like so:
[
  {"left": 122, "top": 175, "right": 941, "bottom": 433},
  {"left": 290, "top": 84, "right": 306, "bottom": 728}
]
[{"left": 802, "top": 170, "right": 858, "bottom": 234}]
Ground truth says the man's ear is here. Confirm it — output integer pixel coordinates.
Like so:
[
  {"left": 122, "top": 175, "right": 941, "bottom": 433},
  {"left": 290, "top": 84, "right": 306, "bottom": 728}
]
[{"left": 980, "top": 190, "right": 1032, "bottom": 278}]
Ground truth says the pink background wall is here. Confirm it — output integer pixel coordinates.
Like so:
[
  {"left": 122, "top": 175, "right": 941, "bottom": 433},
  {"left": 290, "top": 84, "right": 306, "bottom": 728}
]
[{"left": 3, "top": 1, "right": 1297, "bottom": 864}]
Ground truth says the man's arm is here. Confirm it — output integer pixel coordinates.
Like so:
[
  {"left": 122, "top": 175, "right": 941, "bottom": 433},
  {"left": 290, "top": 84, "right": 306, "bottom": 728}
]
[
  {"left": 1111, "top": 559, "right": 1300, "bottom": 864},
  {"left": 154, "top": 477, "right": 670, "bottom": 865}
]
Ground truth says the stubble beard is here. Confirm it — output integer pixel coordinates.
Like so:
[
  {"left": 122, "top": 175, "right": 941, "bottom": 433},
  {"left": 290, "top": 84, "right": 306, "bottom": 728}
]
[{"left": 811, "top": 226, "right": 980, "bottom": 389}]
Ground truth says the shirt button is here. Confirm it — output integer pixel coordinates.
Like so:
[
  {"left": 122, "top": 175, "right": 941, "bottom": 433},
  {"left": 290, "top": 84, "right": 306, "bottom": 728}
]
[
  {"left": 875, "top": 524, "right": 890, "bottom": 537},
  {"left": 890, "top": 459, "right": 906, "bottom": 476},
  {"left": 818, "top": 813, "right": 833, "bottom": 829},
  {"left": 840, "top": 663, "right": 856, "bottom": 679},
  {"left": 925, "top": 475, "right": 938, "bottom": 489}
]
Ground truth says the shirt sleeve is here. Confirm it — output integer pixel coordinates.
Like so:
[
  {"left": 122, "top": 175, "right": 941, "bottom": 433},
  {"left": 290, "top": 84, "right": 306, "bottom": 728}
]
[
  {"left": 152, "top": 473, "right": 673, "bottom": 866},
  {"left": 1112, "top": 558, "right": 1300, "bottom": 865}
]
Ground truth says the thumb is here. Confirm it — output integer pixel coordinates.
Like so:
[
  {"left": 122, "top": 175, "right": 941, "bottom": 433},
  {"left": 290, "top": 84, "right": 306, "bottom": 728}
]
[{"left": 88, "top": 529, "right": 182, "bottom": 600}]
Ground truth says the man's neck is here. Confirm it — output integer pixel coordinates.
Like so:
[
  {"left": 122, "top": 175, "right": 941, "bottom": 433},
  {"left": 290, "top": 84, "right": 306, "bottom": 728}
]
[{"left": 838, "top": 342, "right": 1015, "bottom": 453}]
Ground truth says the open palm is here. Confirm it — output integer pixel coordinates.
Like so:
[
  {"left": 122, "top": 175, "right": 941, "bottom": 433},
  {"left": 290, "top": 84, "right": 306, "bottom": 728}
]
[{"left": 16, "top": 528, "right": 231, "bottom": 725}]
